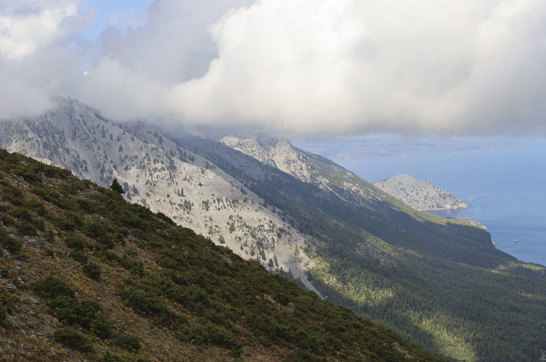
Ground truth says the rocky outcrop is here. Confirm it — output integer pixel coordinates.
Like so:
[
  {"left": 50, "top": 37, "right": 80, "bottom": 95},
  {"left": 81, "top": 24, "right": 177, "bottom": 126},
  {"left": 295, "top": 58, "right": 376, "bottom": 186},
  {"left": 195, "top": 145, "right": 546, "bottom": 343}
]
[{"left": 374, "top": 174, "right": 468, "bottom": 211}]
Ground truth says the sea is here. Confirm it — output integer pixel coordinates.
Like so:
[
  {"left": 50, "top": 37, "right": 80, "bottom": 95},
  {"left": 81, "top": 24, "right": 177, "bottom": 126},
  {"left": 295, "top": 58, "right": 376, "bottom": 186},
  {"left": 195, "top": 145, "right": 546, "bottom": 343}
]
[{"left": 295, "top": 137, "right": 546, "bottom": 266}]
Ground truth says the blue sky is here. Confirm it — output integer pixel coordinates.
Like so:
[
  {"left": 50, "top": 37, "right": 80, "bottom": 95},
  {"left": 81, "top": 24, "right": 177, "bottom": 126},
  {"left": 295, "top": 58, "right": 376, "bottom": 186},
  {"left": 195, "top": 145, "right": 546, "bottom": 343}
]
[{"left": 81, "top": 0, "right": 151, "bottom": 40}]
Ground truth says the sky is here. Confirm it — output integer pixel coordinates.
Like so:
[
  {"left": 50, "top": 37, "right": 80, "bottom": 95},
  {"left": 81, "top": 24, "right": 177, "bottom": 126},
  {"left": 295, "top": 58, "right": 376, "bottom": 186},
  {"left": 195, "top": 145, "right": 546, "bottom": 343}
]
[
  {"left": 1, "top": 0, "right": 545, "bottom": 138},
  {"left": 80, "top": 0, "right": 151, "bottom": 40}
]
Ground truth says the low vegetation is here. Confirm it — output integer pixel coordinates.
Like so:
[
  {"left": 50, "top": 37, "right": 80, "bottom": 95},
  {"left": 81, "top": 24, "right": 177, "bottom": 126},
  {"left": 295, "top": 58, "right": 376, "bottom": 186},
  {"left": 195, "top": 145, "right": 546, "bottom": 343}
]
[
  {"left": 0, "top": 150, "right": 439, "bottom": 360},
  {"left": 185, "top": 137, "right": 546, "bottom": 362}
]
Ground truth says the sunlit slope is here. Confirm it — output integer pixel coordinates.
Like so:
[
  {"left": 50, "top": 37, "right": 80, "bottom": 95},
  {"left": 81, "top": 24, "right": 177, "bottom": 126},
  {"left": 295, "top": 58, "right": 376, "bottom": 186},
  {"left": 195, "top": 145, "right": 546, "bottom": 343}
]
[{"left": 190, "top": 136, "right": 546, "bottom": 362}]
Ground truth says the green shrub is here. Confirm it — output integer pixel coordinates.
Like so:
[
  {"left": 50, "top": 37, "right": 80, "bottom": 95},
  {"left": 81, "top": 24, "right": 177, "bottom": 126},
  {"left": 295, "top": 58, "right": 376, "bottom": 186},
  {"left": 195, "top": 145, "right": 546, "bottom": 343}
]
[
  {"left": 33, "top": 217, "right": 45, "bottom": 232},
  {"left": 56, "top": 217, "right": 76, "bottom": 231},
  {"left": 100, "top": 250, "right": 121, "bottom": 263},
  {"left": 118, "top": 281, "right": 172, "bottom": 323},
  {"left": 97, "top": 234, "right": 115, "bottom": 249},
  {"left": 64, "top": 234, "right": 88, "bottom": 250},
  {"left": 83, "top": 220, "right": 108, "bottom": 238},
  {"left": 83, "top": 220, "right": 115, "bottom": 248},
  {"left": 48, "top": 297, "right": 101, "bottom": 329},
  {"left": 0, "top": 182, "right": 23, "bottom": 205},
  {"left": 90, "top": 315, "right": 113, "bottom": 339},
  {"left": 26, "top": 199, "right": 47, "bottom": 216},
  {"left": 68, "top": 213, "right": 83, "bottom": 228},
  {"left": 33, "top": 276, "right": 114, "bottom": 340},
  {"left": 0, "top": 229, "right": 21, "bottom": 253},
  {"left": 110, "top": 178, "right": 124, "bottom": 194},
  {"left": 0, "top": 302, "right": 7, "bottom": 326},
  {"left": 77, "top": 199, "right": 97, "bottom": 213},
  {"left": 12, "top": 207, "right": 32, "bottom": 221},
  {"left": 15, "top": 168, "right": 42, "bottom": 183},
  {"left": 185, "top": 321, "right": 239, "bottom": 349},
  {"left": 69, "top": 250, "right": 88, "bottom": 264},
  {"left": 113, "top": 333, "right": 141, "bottom": 352},
  {"left": 32, "top": 275, "right": 74, "bottom": 299},
  {"left": 119, "top": 256, "right": 144, "bottom": 276},
  {"left": 83, "top": 262, "right": 101, "bottom": 281},
  {"left": 0, "top": 286, "right": 13, "bottom": 326},
  {"left": 17, "top": 221, "right": 37, "bottom": 236},
  {"left": 155, "top": 211, "right": 175, "bottom": 226},
  {"left": 54, "top": 326, "right": 93, "bottom": 352}
]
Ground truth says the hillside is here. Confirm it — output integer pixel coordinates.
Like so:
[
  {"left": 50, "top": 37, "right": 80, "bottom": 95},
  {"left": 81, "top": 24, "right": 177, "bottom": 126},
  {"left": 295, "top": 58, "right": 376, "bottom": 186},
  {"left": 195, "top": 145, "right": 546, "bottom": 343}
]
[
  {"left": 1, "top": 100, "right": 545, "bottom": 361},
  {"left": 211, "top": 136, "right": 546, "bottom": 361},
  {"left": 0, "top": 149, "right": 440, "bottom": 361},
  {"left": 0, "top": 98, "right": 318, "bottom": 292},
  {"left": 374, "top": 174, "right": 468, "bottom": 211}
]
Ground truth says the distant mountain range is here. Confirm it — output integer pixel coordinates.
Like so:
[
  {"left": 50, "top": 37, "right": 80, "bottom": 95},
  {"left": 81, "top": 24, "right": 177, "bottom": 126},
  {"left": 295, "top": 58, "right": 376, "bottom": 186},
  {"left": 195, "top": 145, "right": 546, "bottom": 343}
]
[
  {"left": 374, "top": 174, "right": 468, "bottom": 211},
  {"left": 1, "top": 98, "right": 544, "bottom": 361}
]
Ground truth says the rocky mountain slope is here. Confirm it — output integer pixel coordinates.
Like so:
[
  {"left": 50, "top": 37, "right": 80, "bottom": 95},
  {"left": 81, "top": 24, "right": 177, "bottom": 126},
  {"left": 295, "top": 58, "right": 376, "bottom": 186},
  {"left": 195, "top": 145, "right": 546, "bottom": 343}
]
[
  {"left": 210, "top": 135, "right": 545, "bottom": 362},
  {"left": 0, "top": 150, "right": 440, "bottom": 360},
  {"left": 1, "top": 100, "right": 545, "bottom": 361},
  {"left": 221, "top": 135, "right": 383, "bottom": 205},
  {"left": 374, "top": 174, "right": 468, "bottom": 211},
  {"left": 0, "top": 99, "right": 317, "bottom": 292}
]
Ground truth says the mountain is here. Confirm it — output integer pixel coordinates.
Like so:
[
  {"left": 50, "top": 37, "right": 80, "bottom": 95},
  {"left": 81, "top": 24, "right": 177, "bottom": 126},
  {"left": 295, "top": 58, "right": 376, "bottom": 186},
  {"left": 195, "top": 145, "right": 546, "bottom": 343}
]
[
  {"left": 220, "top": 135, "right": 383, "bottom": 204},
  {"left": 0, "top": 150, "right": 441, "bottom": 360},
  {"left": 1, "top": 99, "right": 545, "bottom": 361},
  {"left": 374, "top": 174, "right": 468, "bottom": 211},
  {"left": 0, "top": 98, "right": 318, "bottom": 292}
]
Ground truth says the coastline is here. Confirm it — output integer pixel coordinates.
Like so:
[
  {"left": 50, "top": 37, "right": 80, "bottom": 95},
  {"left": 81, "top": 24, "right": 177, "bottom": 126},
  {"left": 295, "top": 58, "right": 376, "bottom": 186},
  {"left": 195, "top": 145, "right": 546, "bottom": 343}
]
[{"left": 426, "top": 205, "right": 546, "bottom": 267}]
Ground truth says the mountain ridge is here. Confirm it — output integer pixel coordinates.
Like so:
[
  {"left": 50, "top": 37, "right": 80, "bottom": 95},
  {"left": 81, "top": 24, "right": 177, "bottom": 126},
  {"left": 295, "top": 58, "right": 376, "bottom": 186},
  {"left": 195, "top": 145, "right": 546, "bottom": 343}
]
[
  {"left": 0, "top": 149, "right": 439, "bottom": 360},
  {"left": 1, "top": 98, "right": 544, "bottom": 361},
  {"left": 0, "top": 99, "right": 319, "bottom": 292}
]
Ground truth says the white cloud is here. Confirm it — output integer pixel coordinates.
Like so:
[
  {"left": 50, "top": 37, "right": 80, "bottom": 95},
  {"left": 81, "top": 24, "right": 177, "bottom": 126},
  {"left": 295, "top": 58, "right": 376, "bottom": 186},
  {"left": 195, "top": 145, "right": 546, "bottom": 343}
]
[
  {"left": 1, "top": 0, "right": 546, "bottom": 136},
  {"left": 0, "top": 0, "right": 86, "bottom": 119},
  {"left": 77, "top": 0, "right": 253, "bottom": 121},
  {"left": 168, "top": 0, "right": 546, "bottom": 136},
  {"left": 0, "top": 1, "right": 80, "bottom": 59}
]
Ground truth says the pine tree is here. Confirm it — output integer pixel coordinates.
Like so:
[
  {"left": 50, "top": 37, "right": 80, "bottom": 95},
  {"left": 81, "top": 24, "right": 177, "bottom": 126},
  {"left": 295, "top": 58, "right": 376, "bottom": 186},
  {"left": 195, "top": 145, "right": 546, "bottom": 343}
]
[{"left": 110, "top": 178, "right": 124, "bottom": 194}]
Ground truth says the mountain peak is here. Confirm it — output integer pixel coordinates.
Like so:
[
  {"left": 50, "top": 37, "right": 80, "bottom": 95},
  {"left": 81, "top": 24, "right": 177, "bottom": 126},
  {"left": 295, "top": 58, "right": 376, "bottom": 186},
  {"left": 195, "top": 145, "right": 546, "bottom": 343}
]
[
  {"left": 220, "top": 134, "right": 304, "bottom": 176},
  {"left": 374, "top": 174, "right": 468, "bottom": 211},
  {"left": 221, "top": 134, "right": 292, "bottom": 151}
]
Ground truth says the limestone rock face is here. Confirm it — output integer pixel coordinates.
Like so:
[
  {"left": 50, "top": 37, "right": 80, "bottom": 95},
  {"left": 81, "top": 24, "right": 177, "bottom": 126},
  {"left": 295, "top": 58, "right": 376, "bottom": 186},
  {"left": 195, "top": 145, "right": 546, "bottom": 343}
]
[
  {"left": 220, "top": 135, "right": 387, "bottom": 207},
  {"left": 374, "top": 174, "right": 468, "bottom": 211},
  {"left": 0, "top": 98, "right": 318, "bottom": 293},
  {"left": 221, "top": 135, "right": 314, "bottom": 183}
]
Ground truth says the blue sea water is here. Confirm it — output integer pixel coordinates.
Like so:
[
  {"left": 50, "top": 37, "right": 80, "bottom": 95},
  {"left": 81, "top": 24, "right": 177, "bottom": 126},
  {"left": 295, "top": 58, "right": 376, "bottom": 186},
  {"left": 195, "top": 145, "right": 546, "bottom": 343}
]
[
  {"left": 341, "top": 142, "right": 546, "bottom": 266},
  {"left": 295, "top": 138, "right": 546, "bottom": 266}
]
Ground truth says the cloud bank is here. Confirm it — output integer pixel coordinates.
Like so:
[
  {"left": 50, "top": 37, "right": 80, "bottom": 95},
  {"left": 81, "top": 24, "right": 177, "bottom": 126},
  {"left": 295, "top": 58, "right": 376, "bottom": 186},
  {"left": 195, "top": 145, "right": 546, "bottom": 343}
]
[
  {"left": 0, "top": 0, "right": 88, "bottom": 118},
  {"left": 1, "top": 0, "right": 546, "bottom": 136}
]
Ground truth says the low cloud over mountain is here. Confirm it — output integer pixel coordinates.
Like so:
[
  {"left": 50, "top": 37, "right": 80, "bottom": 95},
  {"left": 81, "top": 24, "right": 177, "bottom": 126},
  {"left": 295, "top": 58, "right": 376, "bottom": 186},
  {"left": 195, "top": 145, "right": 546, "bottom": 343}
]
[{"left": 1, "top": 0, "right": 546, "bottom": 136}]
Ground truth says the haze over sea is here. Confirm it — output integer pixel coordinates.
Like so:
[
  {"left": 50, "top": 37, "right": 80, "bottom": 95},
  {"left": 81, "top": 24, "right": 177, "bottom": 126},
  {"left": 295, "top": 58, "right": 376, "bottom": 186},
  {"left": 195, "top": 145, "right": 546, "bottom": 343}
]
[{"left": 296, "top": 138, "right": 546, "bottom": 266}]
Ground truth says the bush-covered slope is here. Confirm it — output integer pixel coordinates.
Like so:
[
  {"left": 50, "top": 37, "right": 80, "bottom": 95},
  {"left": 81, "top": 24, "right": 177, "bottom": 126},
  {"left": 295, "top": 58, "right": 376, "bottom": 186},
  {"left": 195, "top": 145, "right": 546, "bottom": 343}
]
[
  {"left": 182, "top": 136, "right": 546, "bottom": 362},
  {"left": 0, "top": 150, "right": 440, "bottom": 361}
]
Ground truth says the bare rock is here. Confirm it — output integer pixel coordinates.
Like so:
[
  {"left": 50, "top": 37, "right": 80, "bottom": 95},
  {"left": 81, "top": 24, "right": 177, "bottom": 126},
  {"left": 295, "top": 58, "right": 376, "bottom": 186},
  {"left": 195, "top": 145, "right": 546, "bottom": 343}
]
[{"left": 374, "top": 174, "right": 468, "bottom": 211}]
